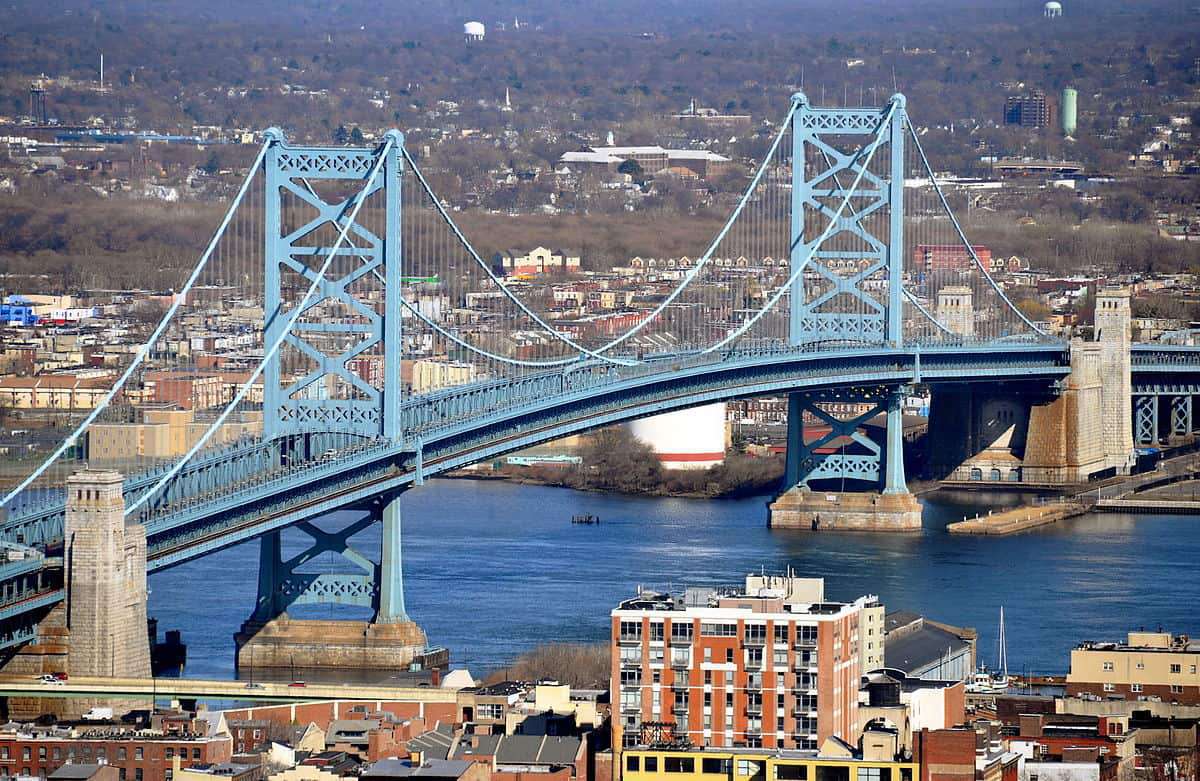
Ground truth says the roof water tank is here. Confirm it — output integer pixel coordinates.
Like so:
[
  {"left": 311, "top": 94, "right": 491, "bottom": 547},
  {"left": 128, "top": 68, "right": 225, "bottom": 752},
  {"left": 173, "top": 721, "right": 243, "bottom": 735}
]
[{"left": 463, "top": 21, "right": 486, "bottom": 39}]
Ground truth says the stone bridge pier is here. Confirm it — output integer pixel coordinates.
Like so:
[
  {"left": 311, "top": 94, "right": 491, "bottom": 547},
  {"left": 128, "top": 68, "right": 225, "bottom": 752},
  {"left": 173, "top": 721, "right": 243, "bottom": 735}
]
[{"left": 1, "top": 470, "right": 150, "bottom": 720}]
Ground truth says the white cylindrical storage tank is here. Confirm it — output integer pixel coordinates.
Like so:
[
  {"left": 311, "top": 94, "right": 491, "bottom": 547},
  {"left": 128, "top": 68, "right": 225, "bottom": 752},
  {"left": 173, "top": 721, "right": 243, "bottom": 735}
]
[
  {"left": 463, "top": 21, "right": 486, "bottom": 40},
  {"left": 628, "top": 403, "right": 727, "bottom": 470}
]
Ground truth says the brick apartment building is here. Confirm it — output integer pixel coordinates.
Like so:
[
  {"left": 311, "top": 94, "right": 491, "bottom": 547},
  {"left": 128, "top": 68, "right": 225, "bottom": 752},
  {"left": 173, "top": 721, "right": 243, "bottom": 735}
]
[
  {"left": 611, "top": 574, "right": 881, "bottom": 754},
  {"left": 911, "top": 245, "right": 992, "bottom": 274},
  {"left": 0, "top": 721, "right": 232, "bottom": 781}
]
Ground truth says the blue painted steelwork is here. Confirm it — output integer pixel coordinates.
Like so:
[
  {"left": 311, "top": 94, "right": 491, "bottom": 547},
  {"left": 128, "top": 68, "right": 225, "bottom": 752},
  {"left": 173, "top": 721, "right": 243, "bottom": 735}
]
[
  {"left": 16, "top": 99, "right": 1200, "bottom": 652},
  {"left": 1135, "top": 395, "right": 1159, "bottom": 445},
  {"left": 784, "top": 94, "right": 909, "bottom": 495},
  {"left": 1172, "top": 395, "right": 1193, "bottom": 436}
]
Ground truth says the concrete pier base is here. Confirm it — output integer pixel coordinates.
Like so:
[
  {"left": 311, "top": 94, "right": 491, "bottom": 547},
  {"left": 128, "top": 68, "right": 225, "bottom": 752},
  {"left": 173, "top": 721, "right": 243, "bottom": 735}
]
[
  {"left": 768, "top": 488, "right": 922, "bottom": 531},
  {"left": 235, "top": 616, "right": 442, "bottom": 673}
]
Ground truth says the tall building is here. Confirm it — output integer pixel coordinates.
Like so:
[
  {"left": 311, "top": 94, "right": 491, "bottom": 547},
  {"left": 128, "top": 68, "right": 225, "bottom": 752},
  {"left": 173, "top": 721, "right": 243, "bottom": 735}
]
[
  {"left": 611, "top": 574, "right": 881, "bottom": 755},
  {"left": 1003, "top": 90, "right": 1053, "bottom": 129}
]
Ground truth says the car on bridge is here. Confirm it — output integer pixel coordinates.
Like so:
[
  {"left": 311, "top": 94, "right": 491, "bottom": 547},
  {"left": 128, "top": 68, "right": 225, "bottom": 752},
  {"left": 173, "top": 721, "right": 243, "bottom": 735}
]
[{"left": 37, "top": 674, "right": 65, "bottom": 685}]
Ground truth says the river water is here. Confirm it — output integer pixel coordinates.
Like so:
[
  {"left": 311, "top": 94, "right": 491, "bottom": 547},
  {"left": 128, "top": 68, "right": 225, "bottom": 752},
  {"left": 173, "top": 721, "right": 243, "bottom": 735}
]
[{"left": 147, "top": 479, "right": 1200, "bottom": 681}]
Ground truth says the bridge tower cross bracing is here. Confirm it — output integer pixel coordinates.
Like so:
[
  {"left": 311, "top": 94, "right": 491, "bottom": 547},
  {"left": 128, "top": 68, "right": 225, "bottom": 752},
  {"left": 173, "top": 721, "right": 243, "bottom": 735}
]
[
  {"left": 245, "top": 129, "right": 416, "bottom": 661},
  {"left": 781, "top": 95, "right": 916, "bottom": 520}
]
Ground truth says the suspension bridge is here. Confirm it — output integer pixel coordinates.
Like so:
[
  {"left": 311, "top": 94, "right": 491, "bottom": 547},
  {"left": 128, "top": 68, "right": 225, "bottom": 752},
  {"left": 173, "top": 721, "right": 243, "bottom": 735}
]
[{"left": 0, "top": 93, "right": 1197, "bottom": 706}]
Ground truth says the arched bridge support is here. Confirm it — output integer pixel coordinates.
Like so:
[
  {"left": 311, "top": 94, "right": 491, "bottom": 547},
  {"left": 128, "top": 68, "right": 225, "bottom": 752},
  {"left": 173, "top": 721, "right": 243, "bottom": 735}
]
[{"left": 770, "top": 385, "right": 921, "bottom": 532}]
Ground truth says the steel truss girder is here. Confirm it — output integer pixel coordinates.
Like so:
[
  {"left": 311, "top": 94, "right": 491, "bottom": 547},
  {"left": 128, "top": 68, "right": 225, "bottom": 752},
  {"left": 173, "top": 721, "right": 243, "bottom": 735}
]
[
  {"left": 1135, "top": 395, "right": 1159, "bottom": 445},
  {"left": 1172, "top": 395, "right": 1193, "bottom": 436},
  {"left": 263, "top": 131, "right": 403, "bottom": 441}
]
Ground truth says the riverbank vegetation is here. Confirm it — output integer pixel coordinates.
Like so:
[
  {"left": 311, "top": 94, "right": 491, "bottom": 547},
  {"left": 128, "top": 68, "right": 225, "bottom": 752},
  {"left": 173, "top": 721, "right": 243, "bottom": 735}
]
[
  {"left": 485, "top": 642, "right": 611, "bottom": 689},
  {"left": 504, "top": 427, "right": 785, "bottom": 499}
]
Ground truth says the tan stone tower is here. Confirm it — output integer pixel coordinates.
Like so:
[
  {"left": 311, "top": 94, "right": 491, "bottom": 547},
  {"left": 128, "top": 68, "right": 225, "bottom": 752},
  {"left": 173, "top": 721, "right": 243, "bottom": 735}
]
[
  {"left": 1094, "top": 287, "right": 1134, "bottom": 473},
  {"left": 64, "top": 470, "right": 151, "bottom": 691},
  {"left": 937, "top": 285, "right": 975, "bottom": 339}
]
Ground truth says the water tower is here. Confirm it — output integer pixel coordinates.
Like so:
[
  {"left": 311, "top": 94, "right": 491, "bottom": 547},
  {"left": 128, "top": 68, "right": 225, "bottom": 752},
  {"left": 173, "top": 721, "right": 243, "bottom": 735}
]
[
  {"left": 1061, "top": 88, "right": 1077, "bottom": 136},
  {"left": 1043, "top": 1, "right": 1063, "bottom": 17},
  {"left": 463, "top": 21, "right": 485, "bottom": 41}
]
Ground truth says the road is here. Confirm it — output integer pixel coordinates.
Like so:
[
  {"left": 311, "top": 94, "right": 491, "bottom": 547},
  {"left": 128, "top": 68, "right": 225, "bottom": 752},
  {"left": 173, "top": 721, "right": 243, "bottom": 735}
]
[{"left": 0, "top": 674, "right": 460, "bottom": 704}]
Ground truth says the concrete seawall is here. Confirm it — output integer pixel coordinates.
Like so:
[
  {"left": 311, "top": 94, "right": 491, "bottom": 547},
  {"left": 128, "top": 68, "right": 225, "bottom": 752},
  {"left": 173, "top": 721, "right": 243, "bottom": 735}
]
[{"left": 947, "top": 502, "right": 1087, "bottom": 535}]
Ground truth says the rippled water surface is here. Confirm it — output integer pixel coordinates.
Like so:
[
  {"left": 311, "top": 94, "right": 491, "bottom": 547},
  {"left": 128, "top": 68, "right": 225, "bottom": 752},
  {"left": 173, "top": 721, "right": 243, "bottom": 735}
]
[{"left": 149, "top": 479, "right": 1199, "bottom": 680}]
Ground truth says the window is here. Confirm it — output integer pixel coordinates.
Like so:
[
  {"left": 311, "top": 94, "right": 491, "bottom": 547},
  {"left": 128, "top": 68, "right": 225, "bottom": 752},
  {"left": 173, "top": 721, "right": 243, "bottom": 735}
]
[
  {"left": 1103, "top": 683, "right": 1115, "bottom": 692},
  {"left": 1102, "top": 662, "right": 1114, "bottom": 671},
  {"left": 52, "top": 749, "right": 61, "bottom": 761},
  {"left": 776, "top": 766, "right": 807, "bottom": 781},
  {"left": 702, "top": 622, "right": 737, "bottom": 637},
  {"left": 774, "top": 624, "right": 790, "bottom": 643},
  {"left": 118, "top": 748, "right": 127, "bottom": 761},
  {"left": 744, "top": 624, "right": 767, "bottom": 645},
  {"left": 726, "top": 649, "right": 734, "bottom": 663},
  {"left": 747, "top": 647, "right": 764, "bottom": 669},
  {"left": 1171, "top": 685, "right": 1183, "bottom": 694},
  {"left": 21, "top": 748, "right": 29, "bottom": 761},
  {"left": 37, "top": 748, "right": 45, "bottom": 760},
  {"left": 627, "top": 756, "right": 641, "bottom": 772},
  {"left": 477, "top": 703, "right": 504, "bottom": 720},
  {"left": 620, "top": 645, "right": 643, "bottom": 664},
  {"left": 166, "top": 748, "right": 174, "bottom": 759},
  {"left": 135, "top": 771, "right": 143, "bottom": 781},
  {"left": 135, "top": 748, "right": 144, "bottom": 760},
  {"left": 620, "top": 621, "right": 643, "bottom": 641},
  {"left": 665, "top": 757, "right": 695, "bottom": 774},
  {"left": 704, "top": 692, "right": 712, "bottom": 708},
  {"left": 1171, "top": 664, "right": 1182, "bottom": 674},
  {"left": 738, "top": 760, "right": 764, "bottom": 778},
  {"left": 622, "top": 668, "right": 643, "bottom": 686},
  {"left": 620, "top": 689, "right": 642, "bottom": 711},
  {"left": 703, "top": 758, "right": 732, "bottom": 775},
  {"left": 796, "top": 626, "right": 818, "bottom": 646},
  {"left": 704, "top": 670, "right": 712, "bottom": 685},
  {"left": 650, "top": 623, "right": 665, "bottom": 642},
  {"left": 119, "top": 771, "right": 126, "bottom": 781},
  {"left": 1132, "top": 683, "right": 1143, "bottom": 692},
  {"left": 646, "top": 758, "right": 658, "bottom": 773},
  {"left": 1136, "top": 662, "right": 1144, "bottom": 670},
  {"left": 671, "top": 622, "right": 694, "bottom": 642}
]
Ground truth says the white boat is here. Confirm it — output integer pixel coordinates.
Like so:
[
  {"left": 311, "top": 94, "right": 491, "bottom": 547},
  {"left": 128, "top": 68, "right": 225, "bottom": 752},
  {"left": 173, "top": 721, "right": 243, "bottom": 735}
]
[{"left": 966, "top": 607, "right": 1012, "bottom": 693}]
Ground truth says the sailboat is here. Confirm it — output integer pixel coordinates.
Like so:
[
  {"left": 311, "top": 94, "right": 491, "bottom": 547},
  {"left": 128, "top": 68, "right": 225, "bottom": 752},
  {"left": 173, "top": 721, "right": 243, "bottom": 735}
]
[{"left": 966, "top": 607, "right": 1012, "bottom": 693}]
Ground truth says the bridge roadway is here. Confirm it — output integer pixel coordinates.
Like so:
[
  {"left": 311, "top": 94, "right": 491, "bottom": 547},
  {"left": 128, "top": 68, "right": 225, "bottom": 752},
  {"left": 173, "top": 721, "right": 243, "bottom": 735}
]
[
  {"left": 5, "top": 343, "right": 1078, "bottom": 565},
  {"left": 0, "top": 340, "right": 1197, "bottom": 647},
  {"left": 0, "top": 674, "right": 459, "bottom": 704}
]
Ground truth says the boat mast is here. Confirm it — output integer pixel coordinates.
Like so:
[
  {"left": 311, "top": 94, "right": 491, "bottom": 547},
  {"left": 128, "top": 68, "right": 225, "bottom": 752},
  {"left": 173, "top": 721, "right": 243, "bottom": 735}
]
[{"left": 998, "top": 606, "right": 1008, "bottom": 680}]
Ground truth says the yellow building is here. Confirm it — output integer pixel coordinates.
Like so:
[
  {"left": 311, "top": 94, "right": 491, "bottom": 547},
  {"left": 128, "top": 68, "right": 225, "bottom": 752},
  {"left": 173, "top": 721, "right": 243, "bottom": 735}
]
[
  {"left": 1066, "top": 631, "right": 1200, "bottom": 705},
  {"left": 411, "top": 359, "right": 477, "bottom": 394},
  {"left": 621, "top": 741, "right": 917, "bottom": 781}
]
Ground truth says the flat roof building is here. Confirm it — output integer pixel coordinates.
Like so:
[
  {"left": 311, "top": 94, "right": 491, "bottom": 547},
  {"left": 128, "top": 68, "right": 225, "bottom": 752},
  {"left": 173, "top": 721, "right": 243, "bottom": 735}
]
[
  {"left": 1066, "top": 631, "right": 1200, "bottom": 705},
  {"left": 612, "top": 574, "right": 881, "bottom": 756}
]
